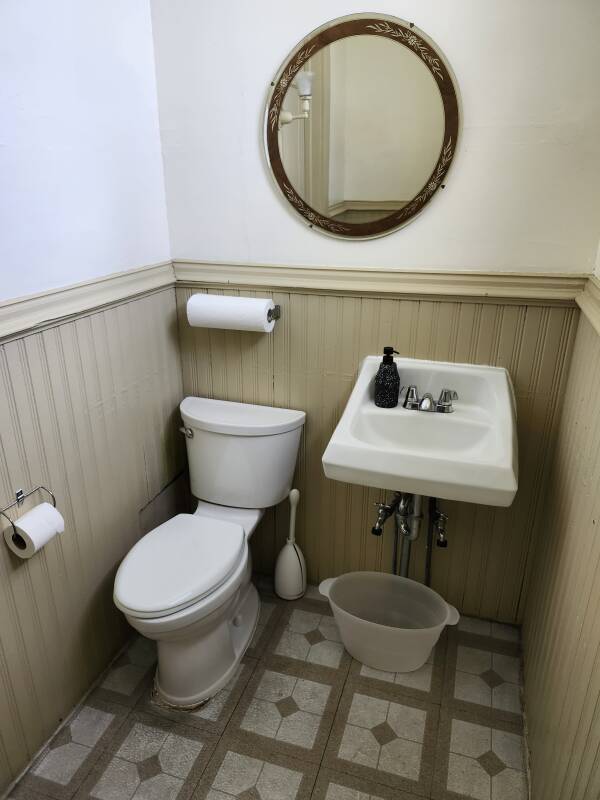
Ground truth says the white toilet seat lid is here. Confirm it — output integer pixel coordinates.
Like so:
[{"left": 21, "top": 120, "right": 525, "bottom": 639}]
[{"left": 114, "top": 514, "right": 245, "bottom": 618}]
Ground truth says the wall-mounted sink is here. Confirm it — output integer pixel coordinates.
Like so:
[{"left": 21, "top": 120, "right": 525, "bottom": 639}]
[{"left": 322, "top": 357, "right": 518, "bottom": 506}]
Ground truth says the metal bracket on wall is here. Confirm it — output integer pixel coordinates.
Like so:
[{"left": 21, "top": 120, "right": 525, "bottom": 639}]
[
  {"left": 0, "top": 485, "right": 56, "bottom": 538},
  {"left": 267, "top": 305, "right": 281, "bottom": 323}
]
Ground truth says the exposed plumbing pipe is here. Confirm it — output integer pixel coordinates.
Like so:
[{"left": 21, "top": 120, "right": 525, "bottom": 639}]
[
  {"left": 371, "top": 491, "right": 424, "bottom": 577},
  {"left": 398, "top": 494, "right": 423, "bottom": 577},
  {"left": 425, "top": 497, "right": 449, "bottom": 586},
  {"left": 392, "top": 494, "right": 411, "bottom": 574},
  {"left": 425, "top": 497, "right": 437, "bottom": 586}
]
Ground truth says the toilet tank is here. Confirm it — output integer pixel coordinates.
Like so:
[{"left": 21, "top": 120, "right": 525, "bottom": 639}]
[{"left": 180, "top": 397, "right": 305, "bottom": 508}]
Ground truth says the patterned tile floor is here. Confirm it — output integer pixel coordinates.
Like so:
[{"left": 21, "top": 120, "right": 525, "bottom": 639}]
[{"left": 9, "top": 583, "right": 528, "bottom": 800}]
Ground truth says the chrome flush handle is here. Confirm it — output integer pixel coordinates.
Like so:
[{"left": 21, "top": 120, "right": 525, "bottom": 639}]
[{"left": 179, "top": 426, "right": 194, "bottom": 438}]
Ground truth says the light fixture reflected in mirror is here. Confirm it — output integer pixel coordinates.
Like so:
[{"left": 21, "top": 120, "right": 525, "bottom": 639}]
[{"left": 279, "top": 70, "right": 314, "bottom": 128}]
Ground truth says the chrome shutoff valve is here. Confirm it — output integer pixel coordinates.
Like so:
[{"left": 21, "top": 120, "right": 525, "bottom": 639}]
[
  {"left": 372, "top": 502, "right": 389, "bottom": 536},
  {"left": 434, "top": 510, "right": 449, "bottom": 548},
  {"left": 371, "top": 493, "right": 403, "bottom": 536}
]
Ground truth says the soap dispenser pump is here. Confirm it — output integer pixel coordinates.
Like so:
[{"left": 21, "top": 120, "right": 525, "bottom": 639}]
[{"left": 374, "top": 347, "right": 400, "bottom": 408}]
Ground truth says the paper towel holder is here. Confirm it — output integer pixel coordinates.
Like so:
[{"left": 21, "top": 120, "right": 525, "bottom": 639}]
[
  {"left": 0, "top": 485, "right": 57, "bottom": 543},
  {"left": 267, "top": 305, "right": 281, "bottom": 323}
]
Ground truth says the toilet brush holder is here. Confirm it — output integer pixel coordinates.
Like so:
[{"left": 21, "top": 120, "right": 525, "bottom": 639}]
[{"left": 274, "top": 489, "right": 306, "bottom": 600}]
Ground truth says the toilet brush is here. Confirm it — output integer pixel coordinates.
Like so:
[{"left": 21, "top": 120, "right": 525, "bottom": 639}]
[{"left": 274, "top": 489, "right": 306, "bottom": 600}]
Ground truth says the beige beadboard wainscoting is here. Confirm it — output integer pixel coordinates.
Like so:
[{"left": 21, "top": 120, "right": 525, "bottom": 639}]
[
  {"left": 523, "top": 307, "right": 600, "bottom": 800},
  {"left": 1, "top": 261, "right": 598, "bottom": 798},
  {"left": 0, "top": 287, "right": 184, "bottom": 791},
  {"left": 174, "top": 271, "right": 580, "bottom": 624}
]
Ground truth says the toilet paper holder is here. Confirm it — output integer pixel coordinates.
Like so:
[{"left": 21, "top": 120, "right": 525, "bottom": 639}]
[{"left": 0, "top": 485, "right": 57, "bottom": 537}]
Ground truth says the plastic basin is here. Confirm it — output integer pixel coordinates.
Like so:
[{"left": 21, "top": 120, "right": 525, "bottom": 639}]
[{"left": 319, "top": 571, "right": 459, "bottom": 672}]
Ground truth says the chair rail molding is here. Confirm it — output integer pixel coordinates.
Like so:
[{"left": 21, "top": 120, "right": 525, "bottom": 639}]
[
  {"left": 173, "top": 260, "right": 587, "bottom": 305},
  {"left": 576, "top": 275, "right": 600, "bottom": 337},
  {"left": 2, "top": 259, "right": 596, "bottom": 341},
  {"left": 0, "top": 261, "right": 175, "bottom": 340}
]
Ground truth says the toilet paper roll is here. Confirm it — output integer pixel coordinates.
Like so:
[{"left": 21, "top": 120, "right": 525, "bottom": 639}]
[
  {"left": 186, "top": 294, "right": 276, "bottom": 333},
  {"left": 3, "top": 502, "right": 65, "bottom": 559}
]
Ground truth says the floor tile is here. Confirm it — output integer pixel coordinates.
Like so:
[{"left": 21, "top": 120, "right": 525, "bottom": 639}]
[
  {"left": 14, "top": 700, "right": 129, "bottom": 800},
  {"left": 267, "top": 602, "right": 350, "bottom": 674},
  {"left": 454, "top": 618, "right": 520, "bottom": 657},
  {"left": 490, "top": 623, "right": 520, "bottom": 644},
  {"left": 225, "top": 660, "right": 343, "bottom": 763},
  {"left": 7, "top": 789, "right": 51, "bottom": 800},
  {"left": 303, "top": 584, "right": 326, "bottom": 603},
  {"left": 457, "top": 618, "right": 492, "bottom": 639},
  {"left": 91, "top": 638, "right": 156, "bottom": 708},
  {"left": 10, "top": 595, "right": 528, "bottom": 800},
  {"left": 348, "top": 634, "right": 446, "bottom": 704},
  {"left": 137, "top": 657, "right": 257, "bottom": 735},
  {"left": 192, "top": 738, "right": 317, "bottom": 799},
  {"left": 323, "top": 680, "right": 438, "bottom": 797},
  {"left": 270, "top": 606, "right": 350, "bottom": 669},
  {"left": 432, "top": 709, "right": 527, "bottom": 800},
  {"left": 75, "top": 712, "right": 217, "bottom": 800},
  {"left": 442, "top": 630, "right": 523, "bottom": 726},
  {"left": 311, "top": 767, "right": 423, "bottom": 799}
]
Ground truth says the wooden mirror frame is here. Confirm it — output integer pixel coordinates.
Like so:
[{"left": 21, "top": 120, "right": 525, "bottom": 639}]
[{"left": 264, "top": 14, "right": 460, "bottom": 239}]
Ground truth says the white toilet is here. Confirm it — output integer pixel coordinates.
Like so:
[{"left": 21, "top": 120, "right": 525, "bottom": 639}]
[{"left": 113, "top": 396, "right": 305, "bottom": 708}]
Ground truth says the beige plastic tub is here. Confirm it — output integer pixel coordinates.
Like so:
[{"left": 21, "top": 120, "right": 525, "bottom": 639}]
[{"left": 319, "top": 571, "right": 459, "bottom": 672}]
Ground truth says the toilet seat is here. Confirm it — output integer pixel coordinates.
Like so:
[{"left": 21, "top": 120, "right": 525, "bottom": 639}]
[{"left": 114, "top": 513, "right": 245, "bottom": 619}]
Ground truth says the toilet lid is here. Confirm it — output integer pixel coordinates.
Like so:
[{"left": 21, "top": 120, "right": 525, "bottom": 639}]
[{"left": 114, "top": 514, "right": 245, "bottom": 618}]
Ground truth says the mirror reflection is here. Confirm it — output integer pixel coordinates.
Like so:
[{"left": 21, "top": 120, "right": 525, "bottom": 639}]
[{"left": 278, "top": 34, "right": 445, "bottom": 225}]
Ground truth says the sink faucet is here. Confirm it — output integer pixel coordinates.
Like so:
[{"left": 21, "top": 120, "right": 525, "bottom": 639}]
[
  {"left": 419, "top": 393, "right": 435, "bottom": 412},
  {"left": 402, "top": 385, "right": 459, "bottom": 413}
]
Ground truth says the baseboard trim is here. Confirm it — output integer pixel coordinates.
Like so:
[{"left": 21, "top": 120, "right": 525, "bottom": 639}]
[
  {"left": 576, "top": 275, "right": 600, "bottom": 338},
  {"left": 173, "top": 260, "right": 587, "bottom": 305},
  {"left": 0, "top": 262, "right": 175, "bottom": 340}
]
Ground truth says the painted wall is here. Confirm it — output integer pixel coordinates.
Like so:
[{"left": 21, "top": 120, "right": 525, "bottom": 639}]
[
  {"left": 523, "top": 315, "right": 600, "bottom": 800},
  {"left": 0, "top": 289, "right": 184, "bottom": 791},
  {"left": 175, "top": 283, "right": 577, "bottom": 622},
  {"left": 0, "top": 0, "right": 170, "bottom": 302},
  {"left": 151, "top": 0, "right": 600, "bottom": 272}
]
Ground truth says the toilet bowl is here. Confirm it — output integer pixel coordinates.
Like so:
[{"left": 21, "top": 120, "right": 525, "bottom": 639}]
[{"left": 113, "top": 398, "right": 305, "bottom": 708}]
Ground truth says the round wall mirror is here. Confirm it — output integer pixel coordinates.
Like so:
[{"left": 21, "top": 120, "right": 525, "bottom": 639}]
[{"left": 264, "top": 14, "right": 459, "bottom": 239}]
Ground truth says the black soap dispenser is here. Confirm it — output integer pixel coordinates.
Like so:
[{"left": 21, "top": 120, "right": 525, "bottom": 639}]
[{"left": 374, "top": 347, "right": 400, "bottom": 408}]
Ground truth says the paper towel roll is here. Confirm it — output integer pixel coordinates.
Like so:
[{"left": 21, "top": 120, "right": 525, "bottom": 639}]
[
  {"left": 186, "top": 294, "right": 276, "bottom": 333},
  {"left": 3, "top": 502, "right": 65, "bottom": 559}
]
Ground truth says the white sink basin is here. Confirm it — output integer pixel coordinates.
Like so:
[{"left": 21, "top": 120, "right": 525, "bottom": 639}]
[{"left": 322, "top": 356, "right": 518, "bottom": 506}]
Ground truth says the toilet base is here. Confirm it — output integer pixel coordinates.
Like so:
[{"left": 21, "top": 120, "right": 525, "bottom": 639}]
[{"left": 153, "top": 581, "right": 260, "bottom": 708}]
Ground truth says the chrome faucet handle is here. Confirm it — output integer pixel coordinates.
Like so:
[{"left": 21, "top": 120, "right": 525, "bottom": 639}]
[
  {"left": 403, "top": 385, "right": 420, "bottom": 410},
  {"left": 419, "top": 393, "right": 435, "bottom": 412},
  {"left": 436, "top": 388, "right": 459, "bottom": 413}
]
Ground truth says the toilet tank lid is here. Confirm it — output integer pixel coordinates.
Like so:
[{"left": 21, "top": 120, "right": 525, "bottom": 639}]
[{"left": 180, "top": 397, "right": 305, "bottom": 436}]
